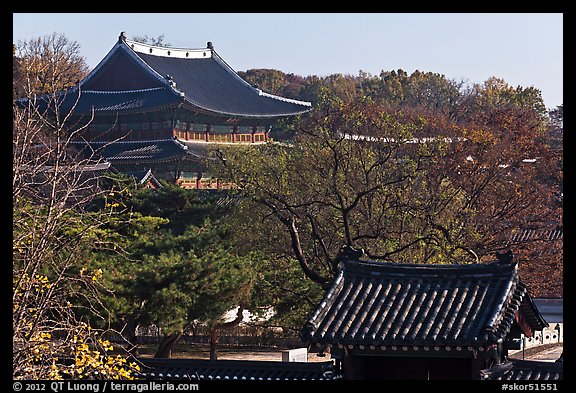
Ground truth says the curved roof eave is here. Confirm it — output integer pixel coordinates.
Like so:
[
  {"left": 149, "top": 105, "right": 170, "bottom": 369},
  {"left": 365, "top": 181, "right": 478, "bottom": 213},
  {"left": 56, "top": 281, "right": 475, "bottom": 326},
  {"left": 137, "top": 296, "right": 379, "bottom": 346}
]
[{"left": 180, "top": 99, "right": 311, "bottom": 119}]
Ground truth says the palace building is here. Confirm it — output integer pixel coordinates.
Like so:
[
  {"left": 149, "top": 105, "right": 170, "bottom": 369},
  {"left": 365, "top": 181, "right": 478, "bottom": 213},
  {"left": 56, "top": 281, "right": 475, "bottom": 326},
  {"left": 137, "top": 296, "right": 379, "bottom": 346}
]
[{"left": 27, "top": 32, "right": 312, "bottom": 188}]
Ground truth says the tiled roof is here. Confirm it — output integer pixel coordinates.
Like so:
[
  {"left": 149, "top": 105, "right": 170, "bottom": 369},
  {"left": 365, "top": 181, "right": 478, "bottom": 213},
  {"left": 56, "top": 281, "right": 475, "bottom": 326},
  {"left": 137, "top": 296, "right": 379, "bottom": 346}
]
[
  {"left": 135, "top": 359, "right": 342, "bottom": 381},
  {"left": 134, "top": 48, "right": 311, "bottom": 117},
  {"left": 301, "top": 257, "right": 547, "bottom": 350},
  {"left": 509, "top": 227, "right": 563, "bottom": 244},
  {"left": 480, "top": 360, "right": 563, "bottom": 380},
  {"left": 70, "top": 139, "right": 195, "bottom": 164},
  {"left": 24, "top": 34, "right": 312, "bottom": 120},
  {"left": 533, "top": 299, "right": 562, "bottom": 323},
  {"left": 122, "top": 168, "right": 162, "bottom": 188}
]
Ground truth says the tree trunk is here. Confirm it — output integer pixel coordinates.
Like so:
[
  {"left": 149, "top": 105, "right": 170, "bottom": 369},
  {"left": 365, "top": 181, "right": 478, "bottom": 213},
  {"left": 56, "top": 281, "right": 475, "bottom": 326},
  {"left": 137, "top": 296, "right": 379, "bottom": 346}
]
[
  {"left": 210, "top": 327, "right": 219, "bottom": 361},
  {"left": 209, "top": 305, "right": 247, "bottom": 361},
  {"left": 154, "top": 332, "right": 182, "bottom": 358},
  {"left": 123, "top": 317, "right": 139, "bottom": 356}
]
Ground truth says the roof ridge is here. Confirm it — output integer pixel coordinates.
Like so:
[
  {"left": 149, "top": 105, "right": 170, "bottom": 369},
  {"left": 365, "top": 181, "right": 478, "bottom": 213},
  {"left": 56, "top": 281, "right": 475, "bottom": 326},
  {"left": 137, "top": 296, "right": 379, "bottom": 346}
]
[
  {"left": 342, "top": 259, "right": 513, "bottom": 271},
  {"left": 125, "top": 38, "right": 213, "bottom": 58}
]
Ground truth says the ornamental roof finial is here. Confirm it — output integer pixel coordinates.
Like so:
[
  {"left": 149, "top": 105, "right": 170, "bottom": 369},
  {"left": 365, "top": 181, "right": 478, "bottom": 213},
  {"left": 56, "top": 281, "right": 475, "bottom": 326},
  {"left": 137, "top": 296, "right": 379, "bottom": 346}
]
[
  {"left": 207, "top": 41, "right": 214, "bottom": 50},
  {"left": 119, "top": 32, "right": 127, "bottom": 42}
]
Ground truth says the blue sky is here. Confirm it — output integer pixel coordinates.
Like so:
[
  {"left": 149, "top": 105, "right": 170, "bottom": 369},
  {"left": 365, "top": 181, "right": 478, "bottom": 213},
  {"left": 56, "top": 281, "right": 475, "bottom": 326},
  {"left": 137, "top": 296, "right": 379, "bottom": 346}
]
[{"left": 13, "top": 13, "right": 563, "bottom": 109}]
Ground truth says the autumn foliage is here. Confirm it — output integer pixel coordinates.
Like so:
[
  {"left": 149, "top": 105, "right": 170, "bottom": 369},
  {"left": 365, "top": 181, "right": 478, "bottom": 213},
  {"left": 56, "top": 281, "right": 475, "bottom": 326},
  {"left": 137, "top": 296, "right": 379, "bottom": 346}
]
[{"left": 211, "top": 92, "right": 562, "bottom": 297}]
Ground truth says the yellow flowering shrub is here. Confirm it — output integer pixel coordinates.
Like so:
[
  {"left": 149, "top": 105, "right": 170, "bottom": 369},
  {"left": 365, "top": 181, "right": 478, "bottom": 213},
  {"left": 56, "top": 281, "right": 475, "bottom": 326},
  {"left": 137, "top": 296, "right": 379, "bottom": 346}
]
[{"left": 13, "top": 271, "right": 140, "bottom": 380}]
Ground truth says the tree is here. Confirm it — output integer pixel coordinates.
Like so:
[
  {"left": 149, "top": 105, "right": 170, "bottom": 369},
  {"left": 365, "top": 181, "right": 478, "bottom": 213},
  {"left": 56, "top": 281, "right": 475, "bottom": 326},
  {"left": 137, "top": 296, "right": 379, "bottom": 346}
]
[
  {"left": 239, "top": 69, "right": 289, "bottom": 95},
  {"left": 13, "top": 32, "right": 89, "bottom": 97},
  {"left": 217, "top": 199, "right": 325, "bottom": 334},
  {"left": 210, "top": 94, "right": 561, "bottom": 296},
  {"left": 135, "top": 243, "right": 257, "bottom": 359},
  {"left": 211, "top": 97, "right": 446, "bottom": 287},
  {"left": 458, "top": 77, "right": 548, "bottom": 125},
  {"left": 548, "top": 104, "right": 563, "bottom": 132},
  {"left": 546, "top": 104, "right": 563, "bottom": 151},
  {"left": 13, "top": 44, "right": 23, "bottom": 99},
  {"left": 13, "top": 60, "right": 138, "bottom": 378},
  {"left": 80, "top": 183, "right": 272, "bottom": 359},
  {"left": 361, "top": 69, "right": 465, "bottom": 119},
  {"left": 431, "top": 104, "right": 560, "bottom": 260}
]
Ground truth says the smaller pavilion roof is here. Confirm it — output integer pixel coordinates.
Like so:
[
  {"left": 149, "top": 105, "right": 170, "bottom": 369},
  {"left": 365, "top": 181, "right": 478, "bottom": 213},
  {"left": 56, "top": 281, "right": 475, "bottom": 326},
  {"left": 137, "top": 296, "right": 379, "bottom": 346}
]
[
  {"left": 508, "top": 226, "right": 563, "bottom": 244},
  {"left": 70, "top": 138, "right": 200, "bottom": 165},
  {"left": 301, "top": 252, "right": 547, "bottom": 350},
  {"left": 121, "top": 168, "right": 163, "bottom": 189}
]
